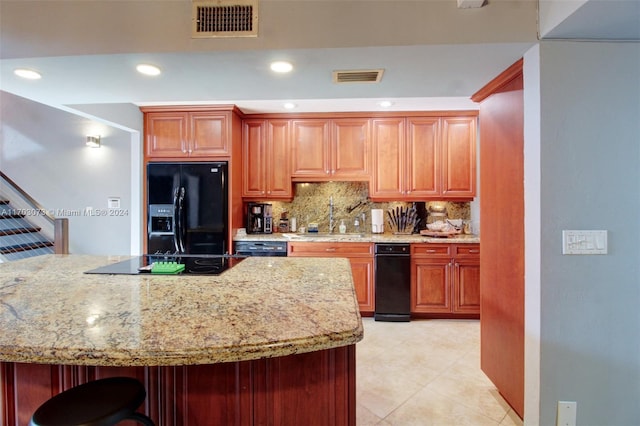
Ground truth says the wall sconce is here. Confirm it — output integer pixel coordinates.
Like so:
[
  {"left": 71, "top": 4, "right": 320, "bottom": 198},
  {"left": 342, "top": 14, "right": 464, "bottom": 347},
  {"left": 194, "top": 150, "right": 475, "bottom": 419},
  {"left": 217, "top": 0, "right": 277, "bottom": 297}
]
[{"left": 86, "top": 135, "right": 101, "bottom": 148}]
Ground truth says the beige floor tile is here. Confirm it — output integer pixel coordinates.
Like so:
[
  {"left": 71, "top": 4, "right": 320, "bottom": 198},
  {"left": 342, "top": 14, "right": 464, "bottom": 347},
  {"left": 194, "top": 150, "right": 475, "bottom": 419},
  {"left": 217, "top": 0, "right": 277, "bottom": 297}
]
[
  {"left": 500, "top": 409, "right": 524, "bottom": 426},
  {"left": 425, "top": 372, "right": 511, "bottom": 422},
  {"left": 356, "top": 401, "right": 384, "bottom": 425},
  {"left": 384, "top": 387, "right": 499, "bottom": 426},
  {"left": 357, "top": 318, "right": 522, "bottom": 426}
]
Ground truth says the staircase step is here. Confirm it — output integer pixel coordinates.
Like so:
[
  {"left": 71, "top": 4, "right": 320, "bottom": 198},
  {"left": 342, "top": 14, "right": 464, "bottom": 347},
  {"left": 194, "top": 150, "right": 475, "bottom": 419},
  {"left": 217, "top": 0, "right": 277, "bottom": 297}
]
[
  {"left": 2, "top": 246, "right": 55, "bottom": 261},
  {"left": 0, "top": 241, "right": 54, "bottom": 255},
  {"left": 0, "top": 212, "right": 25, "bottom": 219},
  {"left": 0, "top": 226, "right": 41, "bottom": 236},
  {"left": 0, "top": 204, "right": 28, "bottom": 218}
]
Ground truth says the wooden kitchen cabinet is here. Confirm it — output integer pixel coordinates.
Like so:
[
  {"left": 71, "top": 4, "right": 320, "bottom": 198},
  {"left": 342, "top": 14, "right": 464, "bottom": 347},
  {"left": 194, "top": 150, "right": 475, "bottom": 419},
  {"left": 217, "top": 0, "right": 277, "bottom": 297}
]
[
  {"left": 287, "top": 242, "right": 375, "bottom": 314},
  {"left": 242, "top": 119, "right": 292, "bottom": 199},
  {"left": 441, "top": 116, "right": 477, "bottom": 198},
  {"left": 370, "top": 117, "right": 405, "bottom": 199},
  {"left": 411, "top": 243, "right": 480, "bottom": 317},
  {"left": 291, "top": 118, "right": 370, "bottom": 181},
  {"left": 411, "top": 244, "right": 452, "bottom": 313},
  {"left": 2, "top": 346, "right": 355, "bottom": 426},
  {"left": 143, "top": 109, "right": 232, "bottom": 158},
  {"left": 370, "top": 115, "right": 476, "bottom": 201}
]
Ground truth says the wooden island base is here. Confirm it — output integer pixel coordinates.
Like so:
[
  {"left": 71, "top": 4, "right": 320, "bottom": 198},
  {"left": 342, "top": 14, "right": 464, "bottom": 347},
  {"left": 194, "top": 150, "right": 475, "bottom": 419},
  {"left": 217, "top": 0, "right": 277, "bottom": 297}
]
[{"left": 1, "top": 345, "right": 356, "bottom": 426}]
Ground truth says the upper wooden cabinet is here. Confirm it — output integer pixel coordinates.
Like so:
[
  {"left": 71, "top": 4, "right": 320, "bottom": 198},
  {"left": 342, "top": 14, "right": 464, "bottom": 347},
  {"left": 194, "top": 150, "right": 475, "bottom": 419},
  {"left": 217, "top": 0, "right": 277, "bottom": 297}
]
[
  {"left": 242, "top": 119, "right": 292, "bottom": 199},
  {"left": 370, "top": 115, "right": 476, "bottom": 201},
  {"left": 441, "top": 117, "right": 477, "bottom": 198},
  {"left": 143, "top": 108, "right": 234, "bottom": 159},
  {"left": 291, "top": 118, "right": 370, "bottom": 181}
]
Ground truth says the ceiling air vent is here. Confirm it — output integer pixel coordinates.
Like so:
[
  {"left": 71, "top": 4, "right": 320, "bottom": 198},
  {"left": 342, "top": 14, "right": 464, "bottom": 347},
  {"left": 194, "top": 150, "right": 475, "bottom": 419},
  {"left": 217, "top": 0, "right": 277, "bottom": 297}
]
[
  {"left": 333, "top": 69, "right": 384, "bottom": 84},
  {"left": 192, "top": 0, "right": 258, "bottom": 38}
]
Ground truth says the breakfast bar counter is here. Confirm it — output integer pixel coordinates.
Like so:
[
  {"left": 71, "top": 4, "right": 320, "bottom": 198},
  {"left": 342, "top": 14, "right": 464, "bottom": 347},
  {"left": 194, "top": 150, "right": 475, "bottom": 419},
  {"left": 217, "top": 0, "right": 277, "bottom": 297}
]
[{"left": 0, "top": 255, "right": 363, "bottom": 425}]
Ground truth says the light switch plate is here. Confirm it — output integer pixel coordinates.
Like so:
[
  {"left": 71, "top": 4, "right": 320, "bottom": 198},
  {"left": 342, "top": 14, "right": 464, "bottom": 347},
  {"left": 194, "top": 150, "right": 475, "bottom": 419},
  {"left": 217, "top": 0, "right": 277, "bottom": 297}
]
[{"left": 562, "top": 230, "right": 607, "bottom": 255}]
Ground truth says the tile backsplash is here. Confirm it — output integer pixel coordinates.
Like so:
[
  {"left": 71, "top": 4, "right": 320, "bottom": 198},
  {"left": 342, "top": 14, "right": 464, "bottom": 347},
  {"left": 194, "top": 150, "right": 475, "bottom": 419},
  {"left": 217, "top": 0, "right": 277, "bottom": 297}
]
[{"left": 264, "top": 182, "right": 470, "bottom": 234}]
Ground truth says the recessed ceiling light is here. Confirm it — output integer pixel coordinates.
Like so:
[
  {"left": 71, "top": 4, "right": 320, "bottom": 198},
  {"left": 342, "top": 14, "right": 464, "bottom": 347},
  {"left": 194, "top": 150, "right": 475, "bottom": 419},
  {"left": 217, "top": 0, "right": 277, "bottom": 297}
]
[
  {"left": 283, "top": 102, "right": 296, "bottom": 109},
  {"left": 136, "top": 64, "right": 161, "bottom": 76},
  {"left": 378, "top": 101, "right": 393, "bottom": 108},
  {"left": 14, "top": 68, "right": 42, "bottom": 80},
  {"left": 270, "top": 61, "right": 293, "bottom": 73}
]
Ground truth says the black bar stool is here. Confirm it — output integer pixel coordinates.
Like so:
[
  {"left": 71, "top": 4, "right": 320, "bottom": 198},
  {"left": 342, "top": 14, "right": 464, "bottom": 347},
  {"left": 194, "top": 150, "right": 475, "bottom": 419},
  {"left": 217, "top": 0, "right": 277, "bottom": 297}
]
[{"left": 30, "top": 376, "right": 155, "bottom": 426}]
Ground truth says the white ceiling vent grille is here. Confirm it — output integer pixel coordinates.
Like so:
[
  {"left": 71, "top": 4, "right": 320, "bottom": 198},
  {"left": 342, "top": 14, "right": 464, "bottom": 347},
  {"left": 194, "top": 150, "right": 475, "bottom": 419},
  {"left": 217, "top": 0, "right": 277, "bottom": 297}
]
[
  {"left": 192, "top": 0, "right": 258, "bottom": 38},
  {"left": 333, "top": 69, "right": 385, "bottom": 84}
]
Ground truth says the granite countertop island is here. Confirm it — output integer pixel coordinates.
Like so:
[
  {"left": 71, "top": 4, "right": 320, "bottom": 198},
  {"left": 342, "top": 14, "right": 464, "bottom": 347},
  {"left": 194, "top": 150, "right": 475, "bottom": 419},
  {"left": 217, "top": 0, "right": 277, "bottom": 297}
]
[{"left": 0, "top": 254, "right": 363, "bottom": 366}]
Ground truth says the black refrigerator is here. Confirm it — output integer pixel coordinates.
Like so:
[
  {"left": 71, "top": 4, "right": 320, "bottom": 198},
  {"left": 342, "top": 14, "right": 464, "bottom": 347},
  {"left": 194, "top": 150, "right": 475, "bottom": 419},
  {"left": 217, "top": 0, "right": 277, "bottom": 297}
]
[{"left": 147, "top": 162, "right": 228, "bottom": 256}]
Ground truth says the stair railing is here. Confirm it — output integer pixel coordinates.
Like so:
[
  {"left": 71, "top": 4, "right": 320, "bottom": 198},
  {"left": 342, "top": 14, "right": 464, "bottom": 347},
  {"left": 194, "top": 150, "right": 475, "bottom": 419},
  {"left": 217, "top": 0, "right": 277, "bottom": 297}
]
[{"left": 0, "top": 171, "right": 69, "bottom": 254}]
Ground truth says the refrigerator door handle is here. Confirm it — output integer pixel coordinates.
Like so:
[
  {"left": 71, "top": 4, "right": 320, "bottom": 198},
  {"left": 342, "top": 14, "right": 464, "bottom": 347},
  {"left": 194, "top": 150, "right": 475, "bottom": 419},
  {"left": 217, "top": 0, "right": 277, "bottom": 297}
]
[
  {"left": 172, "top": 187, "right": 181, "bottom": 253},
  {"left": 177, "top": 187, "right": 186, "bottom": 253}
]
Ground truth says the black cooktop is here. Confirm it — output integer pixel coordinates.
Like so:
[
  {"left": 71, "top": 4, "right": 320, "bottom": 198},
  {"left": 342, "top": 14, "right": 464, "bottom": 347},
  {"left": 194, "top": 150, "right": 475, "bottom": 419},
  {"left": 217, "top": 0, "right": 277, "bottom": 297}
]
[{"left": 84, "top": 255, "right": 245, "bottom": 276}]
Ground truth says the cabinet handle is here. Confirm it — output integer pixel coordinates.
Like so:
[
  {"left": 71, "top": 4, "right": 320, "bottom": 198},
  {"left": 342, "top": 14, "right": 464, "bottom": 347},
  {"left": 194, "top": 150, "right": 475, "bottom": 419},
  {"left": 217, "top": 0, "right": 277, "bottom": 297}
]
[
  {"left": 469, "top": 249, "right": 479, "bottom": 254},
  {"left": 425, "top": 249, "right": 437, "bottom": 253},
  {"left": 325, "top": 248, "right": 337, "bottom": 252}
]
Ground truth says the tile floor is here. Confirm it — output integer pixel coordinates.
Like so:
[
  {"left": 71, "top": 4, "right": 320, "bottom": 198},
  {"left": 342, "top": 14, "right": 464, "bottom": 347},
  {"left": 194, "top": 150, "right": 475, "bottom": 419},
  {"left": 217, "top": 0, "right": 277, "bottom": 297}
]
[{"left": 356, "top": 318, "right": 524, "bottom": 426}]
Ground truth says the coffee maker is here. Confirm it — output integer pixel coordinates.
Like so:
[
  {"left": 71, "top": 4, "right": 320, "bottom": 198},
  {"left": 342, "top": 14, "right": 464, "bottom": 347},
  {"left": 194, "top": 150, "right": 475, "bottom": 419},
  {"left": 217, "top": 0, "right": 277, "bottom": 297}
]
[{"left": 247, "top": 203, "right": 273, "bottom": 234}]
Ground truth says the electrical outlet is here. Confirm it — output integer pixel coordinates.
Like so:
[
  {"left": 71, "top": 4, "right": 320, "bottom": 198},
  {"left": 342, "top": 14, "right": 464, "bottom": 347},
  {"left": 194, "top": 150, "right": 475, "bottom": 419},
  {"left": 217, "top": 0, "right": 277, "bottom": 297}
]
[{"left": 557, "top": 401, "right": 577, "bottom": 426}]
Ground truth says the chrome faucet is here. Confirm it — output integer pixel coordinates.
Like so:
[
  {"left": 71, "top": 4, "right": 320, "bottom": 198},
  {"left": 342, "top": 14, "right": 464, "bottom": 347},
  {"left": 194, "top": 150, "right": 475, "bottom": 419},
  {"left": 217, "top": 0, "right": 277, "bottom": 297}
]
[{"left": 329, "top": 196, "right": 335, "bottom": 233}]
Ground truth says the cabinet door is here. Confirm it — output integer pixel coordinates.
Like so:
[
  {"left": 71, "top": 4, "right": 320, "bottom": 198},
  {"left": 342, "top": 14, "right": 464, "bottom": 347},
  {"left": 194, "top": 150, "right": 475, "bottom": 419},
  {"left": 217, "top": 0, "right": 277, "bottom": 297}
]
[
  {"left": 406, "top": 117, "right": 440, "bottom": 198},
  {"left": 190, "top": 112, "right": 229, "bottom": 156},
  {"left": 349, "top": 257, "right": 374, "bottom": 314},
  {"left": 411, "top": 257, "right": 451, "bottom": 313},
  {"left": 370, "top": 118, "right": 405, "bottom": 199},
  {"left": 331, "top": 118, "right": 370, "bottom": 179},
  {"left": 242, "top": 120, "right": 266, "bottom": 197},
  {"left": 291, "top": 120, "right": 330, "bottom": 177},
  {"left": 145, "top": 112, "right": 188, "bottom": 158},
  {"left": 266, "top": 120, "right": 292, "bottom": 198},
  {"left": 441, "top": 117, "right": 476, "bottom": 197},
  {"left": 453, "top": 258, "right": 480, "bottom": 314}
]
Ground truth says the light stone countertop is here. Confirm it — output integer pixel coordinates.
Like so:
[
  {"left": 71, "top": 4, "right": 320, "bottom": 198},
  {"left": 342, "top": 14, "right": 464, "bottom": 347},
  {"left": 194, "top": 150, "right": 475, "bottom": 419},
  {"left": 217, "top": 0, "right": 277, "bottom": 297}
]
[
  {"left": 234, "top": 232, "right": 480, "bottom": 244},
  {"left": 0, "top": 255, "right": 363, "bottom": 367}
]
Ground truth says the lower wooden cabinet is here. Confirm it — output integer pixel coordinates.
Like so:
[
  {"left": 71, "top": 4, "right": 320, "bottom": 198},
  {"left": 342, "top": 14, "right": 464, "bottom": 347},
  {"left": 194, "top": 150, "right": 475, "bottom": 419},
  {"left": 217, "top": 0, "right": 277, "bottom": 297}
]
[
  {"left": 411, "top": 243, "right": 480, "bottom": 317},
  {"left": 1, "top": 345, "right": 356, "bottom": 426},
  {"left": 288, "top": 242, "right": 374, "bottom": 315}
]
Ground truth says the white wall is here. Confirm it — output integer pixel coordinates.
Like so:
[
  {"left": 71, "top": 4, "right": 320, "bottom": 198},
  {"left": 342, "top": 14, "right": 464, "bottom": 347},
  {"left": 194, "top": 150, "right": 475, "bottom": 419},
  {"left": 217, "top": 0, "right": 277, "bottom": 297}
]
[
  {"left": 523, "top": 43, "right": 542, "bottom": 426},
  {"left": 534, "top": 41, "right": 640, "bottom": 425},
  {"left": 538, "top": 0, "right": 587, "bottom": 38},
  {"left": 0, "top": 91, "right": 135, "bottom": 255}
]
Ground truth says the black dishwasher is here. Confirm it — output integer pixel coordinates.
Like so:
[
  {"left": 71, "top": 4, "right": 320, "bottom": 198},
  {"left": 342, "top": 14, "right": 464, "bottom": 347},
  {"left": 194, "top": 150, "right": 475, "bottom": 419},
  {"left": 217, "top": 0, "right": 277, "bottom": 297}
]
[{"left": 374, "top": 243, "right": 411, "bottom": 322}]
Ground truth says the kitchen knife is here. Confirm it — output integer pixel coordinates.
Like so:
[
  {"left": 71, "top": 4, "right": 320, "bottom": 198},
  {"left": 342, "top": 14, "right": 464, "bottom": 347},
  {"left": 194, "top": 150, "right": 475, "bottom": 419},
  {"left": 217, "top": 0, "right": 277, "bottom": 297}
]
[
  {"left": 393, "top": 208, "right": 399, "bottom": 233},
  {"left": 387, "top": 210, "right": 395, "bottom": 233}
]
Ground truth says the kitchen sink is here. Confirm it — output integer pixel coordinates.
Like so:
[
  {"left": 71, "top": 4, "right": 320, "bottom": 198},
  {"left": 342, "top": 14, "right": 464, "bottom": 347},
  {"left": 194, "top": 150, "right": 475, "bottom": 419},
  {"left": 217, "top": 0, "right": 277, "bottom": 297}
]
[{"left": 282, "top": 232, "right": 367, "bottom": 240}]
